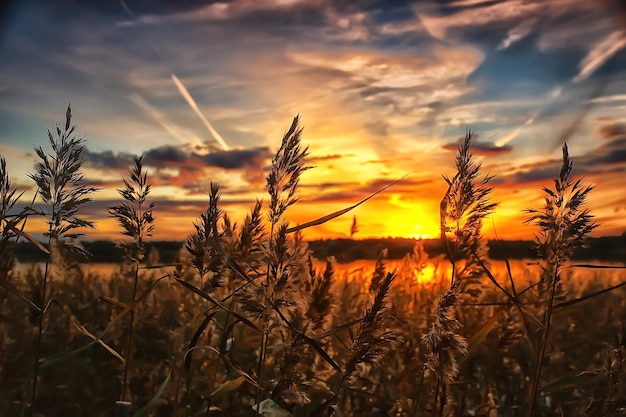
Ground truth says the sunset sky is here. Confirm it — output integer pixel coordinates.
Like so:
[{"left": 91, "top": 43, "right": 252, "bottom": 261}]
[{"left": 1, "top": 0, "right": 625, "bottom": 241}]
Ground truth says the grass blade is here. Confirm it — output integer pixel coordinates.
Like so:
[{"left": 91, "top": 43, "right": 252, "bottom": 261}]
[
  {"left": 0, "top": 277, "right": 41, "bottom": 313},
  {"left": 173, "top": 277, "right": 261, "bottom": 332},
  {"left": 133, "top": 372, "right": 171, "bottom": 417},
  {"left": 565, "top": 264, "right": 626, "bottom": 269},
  {"left": 458, "top": 309, "right": 501, "bottom": 364},
  {"left": 72, "top": 321, "right": 125, "bottom": 364},
  {"left": 186, "top": 346, "right": 259, "bottom": 388},
  {"left": 184, "top": 312, "right": 216, "bottom": 377},
  {"left": 97, "top": 295, "right": 128, "bottom": 310},
  {"left": 7, "top": 223, "right": 50, "bottom": 254},
  {"left": 539, "top": 369, "right": 604, "bottom": 392},
  {"left": 554, "top": 281, "right": 626, "bottom": 310},
  {"left": 270, "top": 300, "right": 342, "bottom": 372},
  {"left": 267, "top": 318, "right": 362, "bottom": 350},
  {"left": 286, "top": 173, "right": 411, "bottom": 233},
  {"left": 210, "top": 376, "right": 245, "bottom": 397},
  {"left": 40, "top": 276, "right": 170, "bottom": 368}
]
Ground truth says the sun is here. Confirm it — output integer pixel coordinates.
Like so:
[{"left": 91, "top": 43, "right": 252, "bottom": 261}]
[
  {"left": 406, "top": 232, "right": 431, "bottom": 240},
  {"left": 383, "top": 220, "right": 438, "bottom": 240}
]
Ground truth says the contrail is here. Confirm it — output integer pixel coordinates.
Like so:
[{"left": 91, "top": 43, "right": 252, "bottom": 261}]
[
  {"left": 130, "top": 93, "right": 204, "bottom": 146},
  {"left": 171, "top": 74, "right": 230, "bottom": 151},
  {"left": 120, "top": 0, "right": 229, "bottom": 152}
]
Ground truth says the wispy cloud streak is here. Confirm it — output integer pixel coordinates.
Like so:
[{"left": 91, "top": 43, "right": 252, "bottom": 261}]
[{"left": 574, "top": 30, "right": 626, "bottom": 83}]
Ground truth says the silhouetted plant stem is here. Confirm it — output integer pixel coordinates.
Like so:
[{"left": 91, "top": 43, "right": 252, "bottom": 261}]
[
  {"left": 432, "top": 378, "right": 440, "bottom": 417},
  {"left": 439, "top": 382, "right": 446, "bottom": 417},
  {"left": 255, "top": 221, "right": 274, "bottom": 415},
  {"left": 29, "top": 242, "right": 51, "bottom": 417},
  {"left": 412, "top": 365, "right": 427, "bottom": 417},
  {"left": 121, "top": 260, "right": 140, "bottom": 402},
  {"left": 527, "top": 270, "right": 558, "bottom": 417}
]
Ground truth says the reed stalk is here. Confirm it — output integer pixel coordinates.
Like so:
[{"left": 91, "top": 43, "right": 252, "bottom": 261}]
[
  {"left": 26, "top": 105, "right": 96, "bottom": 416},
  {"left": 525, "top": 143, "right": 596, "bottom": 416},
  {"left": 108, "top": 155, "right": 154, "bottom": 406}
]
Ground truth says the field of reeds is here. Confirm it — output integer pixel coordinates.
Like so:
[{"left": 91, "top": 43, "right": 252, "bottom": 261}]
[{"left": 1, "top": 106, "right": 625, "bottom": 417}]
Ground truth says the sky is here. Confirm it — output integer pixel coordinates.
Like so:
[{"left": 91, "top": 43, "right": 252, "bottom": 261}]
[{"left": 0, "top": 0, "right": 625, "bottom": 241}]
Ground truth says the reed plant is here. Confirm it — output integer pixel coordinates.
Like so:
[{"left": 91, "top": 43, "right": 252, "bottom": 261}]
[
  {"left": 108, "top": 154, "right": 155, "bottom": 412},
  {"left": 423, "top": 129, "right": 496, "bottom": 415},
  {"left": 525, "top": 143, "right": 597, "bottom": 416},
  {"left": 0, "top": 156, "right": 23, "bottom": 280},
  {"left": 23, "top": 105, "right": 97, "bottom": 416}
]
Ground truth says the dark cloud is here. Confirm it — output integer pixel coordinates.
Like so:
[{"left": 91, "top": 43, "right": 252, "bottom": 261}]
[
  {"left": 194, "top": 147, "right": 271, "bottom": 170},
  {"left": 85, "top": 150, "right": 134, "bottom": 170},
  {"left": 300, "top": 180, "right": 360, "bottom": 189},
  {"left": 85, "top": 145, "right": 273, "bottom": 190},
  {"left": 441, "top": 141, "right": 513, "bottom": 156},
  {"left": 145, "top": 145, "right": 189, "bottom": 164},
  {"left": 580, "top": 137, "right": 626, "bottom": 167},
  {"left": 505, "top": 166, "right": 560, "bottom": 186},
  {"left": 305, "top": 154, "right": 350, "bottom": 163},
  {"left": 598, "top": 122, "right": 626, "bottom": 140},
  {"left": 79, "top": 195, "right": 259, "bottom": 218}
]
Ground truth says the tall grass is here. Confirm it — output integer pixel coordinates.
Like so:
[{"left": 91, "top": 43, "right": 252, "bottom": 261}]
[
  {"left": 0, "top": 156, "right": 23, "bottom": 280},
  {"left": 108, "top": 154, "right": 155, "bottom": 411},
  {"left": 25, "top": 105, "right": 96, "bottom": 417},
  {"left": 525, "top": 143, "right": 597, "bottom": 416},
  {"left": 0, "top": 105, "right": 624, "bottom": 417}
]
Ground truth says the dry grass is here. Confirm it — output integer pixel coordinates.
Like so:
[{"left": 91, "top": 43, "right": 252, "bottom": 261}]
[{"left": 0, "top": 106, "right": 624, "bottom": 417}]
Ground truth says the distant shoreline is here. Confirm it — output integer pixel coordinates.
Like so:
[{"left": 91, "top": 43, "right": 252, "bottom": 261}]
[{"left": 14, "top": 235, "right": 626, "bottom": 264}]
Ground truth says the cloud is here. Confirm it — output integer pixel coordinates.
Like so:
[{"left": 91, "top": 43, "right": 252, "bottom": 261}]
[
  {"left": 85, "top": 150, "right": 134, "bottom": 170},
  {"left": 364, "top": 119, "right": 389, "bottom": 136},
  {"left": 195, "top": 147, "right": 271, "bottom": 169},
  {"left": 498, "top": 133, "right": 626, "bottom": 187},
  {"left": 134, "top": 0, "right": 326, "bottom": 24},
  {"left": 80, "top": 196, "right": 259, "bottom": 219},
  {"left": 598, "top": 122, "right": 626, "bottom": 139},
  {"left": 305, "top": 154, "right": 350, "bottom": 163},
  {"left": 441, "top": 140, "right": 513, "bottom": 156},
  {"left": 145, "top": 145, "right": 189, "bottom": 164},
  {"left": 497, "top": 18, "right": 537, "bottom": 50},
  {"left": 574, "top": 30, "right": 626, "bottom": 83},
  {"left": 417, "top": 0, "right": 542, "bottom": 42},
  {"left": 85, "top": 145, "right": 273, "bottom": 189},
  {"left": 193, "top": 147, "right": 272, "bottom": 185},
  {"left": 580, "top": 137, "right": 626, "bottom": 166}
]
